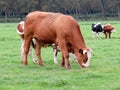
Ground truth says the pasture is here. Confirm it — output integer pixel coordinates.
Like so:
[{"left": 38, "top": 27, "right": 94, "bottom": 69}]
[{"left": 0, "top": 21, "right": 120, "bottom": 90}]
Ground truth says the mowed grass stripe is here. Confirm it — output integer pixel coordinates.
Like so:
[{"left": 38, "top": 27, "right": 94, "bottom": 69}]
[{"left": 0, "top": 21, "right": 120, "bottom": 90}]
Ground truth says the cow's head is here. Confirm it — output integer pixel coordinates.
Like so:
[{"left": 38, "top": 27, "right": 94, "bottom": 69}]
[
  {"left": 76, "top": 48, "right": 92, "bottom": 68},
  {"left": 16, "top": 21, "right": 24, "bottom": 35}
]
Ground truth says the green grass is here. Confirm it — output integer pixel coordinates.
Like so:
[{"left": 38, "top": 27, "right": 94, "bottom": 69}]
[{"left": 0, "top": 21, "right": 120, "bottom": 90}]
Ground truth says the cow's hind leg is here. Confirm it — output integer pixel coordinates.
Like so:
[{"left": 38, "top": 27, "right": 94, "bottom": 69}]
[
  {"left": 104, "top": 32, "right": 107, "bottom": 39},
  {"left": 61, "top": 54, "right": 65, "bottom": 67},
  {"left": 33, "top": 38, "right": 44, "bottom": 66},
  {"left": 53, "top": 48, "right": 58, "bottom": 64},
  {"left": 29, "top": 45, "right": 38, "bottom": 64},
  {"left": 109, "top": 32, "right": 111, "bottom": 39},
  {"left": 23, "top": 36, "right": 32, "bottom": 65}
]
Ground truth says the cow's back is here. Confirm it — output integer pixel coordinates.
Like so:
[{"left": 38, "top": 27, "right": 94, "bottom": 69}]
[
  {"left": 104, "top": 24, "right": 115, "bottom": 31},
  {"left": 24, "top": 11, "right": 53, "bottom": 35},
  {"left": 39, "top": 13, "right": 85, "bottom": 48},
  {"left": 24, "top": 11, "right": 86, "bottom": 49}
]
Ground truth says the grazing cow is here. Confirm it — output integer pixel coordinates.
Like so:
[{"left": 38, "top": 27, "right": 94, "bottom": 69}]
[
  {"left": 17, "top": 21, "right": 77, "bottom": 64},
  {"left": 103, "top": 24, "right": 115, "bottom": 39},
  {"left": 16, "top": 21, "right": 38, "bottom": 64},
  {"left": 23, "top": 11, "right": 92, "bottom": 69},
  {"left": 92, "top": 23, "right": 104, "bottom": 39}
]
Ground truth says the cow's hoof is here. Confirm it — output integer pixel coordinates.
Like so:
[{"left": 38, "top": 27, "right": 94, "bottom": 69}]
[
  {"left": 54, "top": 61, "right": 58, "bottom": 64},
  {"left": 66, "top": 66, "right": 71, "bottom": 69},
  {"left": 61, "top": 62, "right": 65, "bottom": 67},
  {"left": 39, "top": 63, "right": 44, "bottom": 66},
  {"left": 22, "top": 61, "right": 28, "bottom": 65},
  {"left": 33, "top": 60, "right": 38, "bottom": 64},
  {"left": 61, "top": 64, "right": 65, "bottom": 67}
]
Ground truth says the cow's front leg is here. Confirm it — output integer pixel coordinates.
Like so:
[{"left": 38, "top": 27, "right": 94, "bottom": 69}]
[
  {"left": 61, "top": 54, "right": 65, "bottom": 67},
  {"left": 61, "top": 52, "right": 70, "bottom": 69},
  {"left": 34, "top": 38, "right": 44, "bottom": 66},
  {"left": 104, "top": 32, "right": 107, "bottom": 39},
  {"left": 58, "top": 41, "right": 70, "bottom": 69},
  {"left": 64, "top": 53, "right": 70, "bottom": 69}
]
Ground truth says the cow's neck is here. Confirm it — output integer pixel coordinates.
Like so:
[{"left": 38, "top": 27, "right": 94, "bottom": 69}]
[
  {"left": 73, "top": 30, "right": 87, "bottom": 50},
  {"left": 75, "top": 41, "right": 87, "bottom": 50}
]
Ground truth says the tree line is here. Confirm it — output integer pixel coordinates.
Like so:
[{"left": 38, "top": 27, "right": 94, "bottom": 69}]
[{"left": 0, "top": 0, "right": 120, "bottom": 22}]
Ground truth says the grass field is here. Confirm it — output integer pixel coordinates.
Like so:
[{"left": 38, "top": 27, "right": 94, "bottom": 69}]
[{"left": 0, "top": 21, "right": 120, "bottom": 90}]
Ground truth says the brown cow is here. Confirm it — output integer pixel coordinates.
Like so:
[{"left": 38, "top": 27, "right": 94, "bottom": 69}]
[
  {"left": 103, "top": 24, "right": 115, "bottom": 39},
  {"left": 16, "top": 21, "right": 38, "bottom": 64},
  {"left": 23, "top": 11, "right": 92, "bottom": 69}
]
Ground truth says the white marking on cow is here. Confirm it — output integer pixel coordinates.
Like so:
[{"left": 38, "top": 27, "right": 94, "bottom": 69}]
[
  {"left": 82, "top": 49, "right": 92, "bottom": 67},
  {"left": 28, "top": 46, "right": 38, "bottom": 64},
  {"left": 83, "top": 50, "right": 87, "bottom": 55},
  {"left": 111, "top": 29, "right": 116, "bottom": 33},
  {"left": 69, "top": 53, "right": 78, "bottom": 62},
  {"left": 102, "top": 25, "right": 104, "bottom": 29},
  {"left": 94, "top": 22, "right": 101, "bottom": 28},
  {"left": 53, "top": 49, "right": 58, "bottom": 64}
]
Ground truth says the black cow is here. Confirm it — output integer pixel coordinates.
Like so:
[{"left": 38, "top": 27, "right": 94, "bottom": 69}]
[{"left": 92, "top": 23, "right": 104, "bottom": 39}]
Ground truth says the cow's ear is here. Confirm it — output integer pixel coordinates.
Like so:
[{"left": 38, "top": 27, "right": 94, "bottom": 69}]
[{"left": 79, "top": 49, "right": 83, "bottom": 54}]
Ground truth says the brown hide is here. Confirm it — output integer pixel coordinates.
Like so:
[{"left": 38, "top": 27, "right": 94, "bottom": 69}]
[
  {"left": 104, "top": 24, "right": 114, "bottom": 31},
  {"left": 23, "top": 11, "right": 91, "bottom": 69},
  {"left": 103, "top": 24, "right": 115, "bottom": 39}
]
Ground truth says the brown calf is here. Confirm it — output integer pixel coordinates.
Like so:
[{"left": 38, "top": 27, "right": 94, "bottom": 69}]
[{"left": 17, "top": 21, "right": 38, "bottom": 64}]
